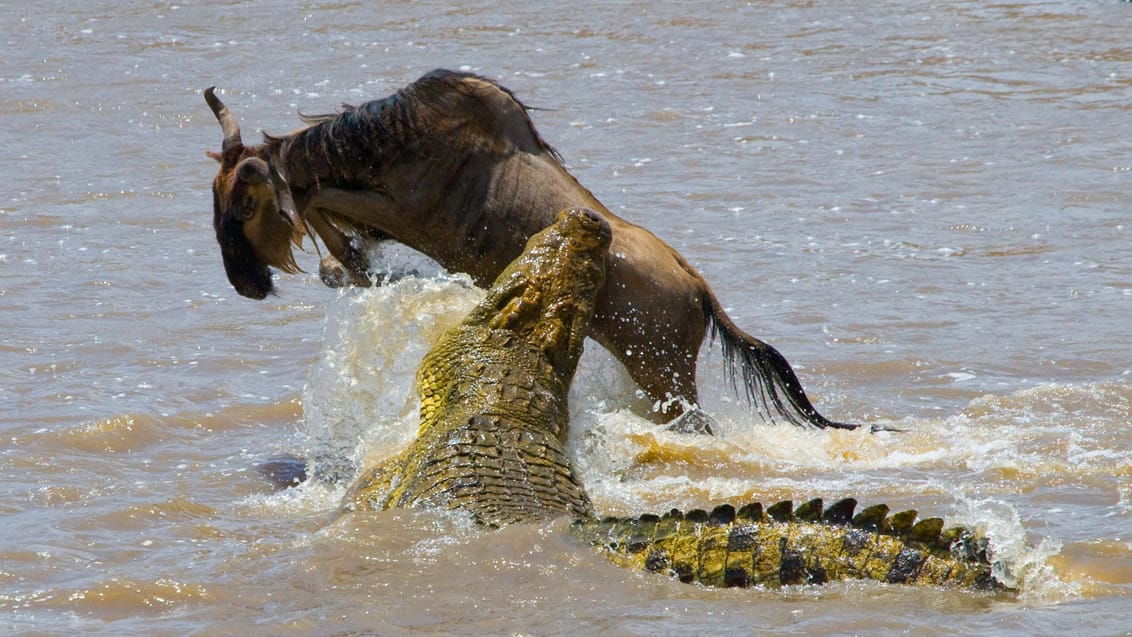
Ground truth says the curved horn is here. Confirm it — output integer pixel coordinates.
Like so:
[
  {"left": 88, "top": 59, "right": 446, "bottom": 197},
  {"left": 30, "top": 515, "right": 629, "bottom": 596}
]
[{"left": 204, "top": 86, "right": 242, "bottom": 153}]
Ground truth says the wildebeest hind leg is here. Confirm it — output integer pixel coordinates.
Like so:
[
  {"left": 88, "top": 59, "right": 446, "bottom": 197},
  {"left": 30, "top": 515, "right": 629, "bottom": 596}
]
[{"left": 607, "top": 333, "right": 703, "bottom": 423}]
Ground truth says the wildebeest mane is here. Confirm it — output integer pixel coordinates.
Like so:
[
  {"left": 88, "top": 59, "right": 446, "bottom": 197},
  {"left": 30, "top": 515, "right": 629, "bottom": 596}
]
[{"left": 263, "top": 69, "right": 561, "bottom": 187}]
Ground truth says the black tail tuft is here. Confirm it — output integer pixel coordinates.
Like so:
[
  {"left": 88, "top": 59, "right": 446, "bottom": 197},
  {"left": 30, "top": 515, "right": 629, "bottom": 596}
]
[{"left": 706, "top": 305, "right": 860, "bottom": 430}]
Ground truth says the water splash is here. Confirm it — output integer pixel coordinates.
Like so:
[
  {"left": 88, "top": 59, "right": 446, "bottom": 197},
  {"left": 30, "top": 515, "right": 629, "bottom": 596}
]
[
  {"left": 952, "top": 499, "right": 1077, "bottom": 604},
  {"left": 278, "top": 269, "right": 1132, "bottom": 598},
  {"left": 300, "top": 273, "right": 483, "bottom": 484}
]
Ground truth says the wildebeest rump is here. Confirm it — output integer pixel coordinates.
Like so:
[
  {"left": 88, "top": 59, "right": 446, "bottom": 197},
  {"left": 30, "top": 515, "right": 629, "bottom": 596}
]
[{"left": 204, "top": 69, "right": 858, "bottom": 430}]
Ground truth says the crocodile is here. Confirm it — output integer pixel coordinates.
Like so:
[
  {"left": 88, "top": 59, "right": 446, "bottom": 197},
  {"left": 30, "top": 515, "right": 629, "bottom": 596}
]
[
  {"left": 343, "top": 206, "right": 606, "bottom": 526},
  {"left": 342, "top": 207, "right": 1004, "bottom": 591}
]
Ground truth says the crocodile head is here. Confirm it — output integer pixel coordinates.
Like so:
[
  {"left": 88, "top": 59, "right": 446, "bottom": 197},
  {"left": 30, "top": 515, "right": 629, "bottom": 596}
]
[{"left": 466, "top": 207, "right": 612, "bottom": 380}]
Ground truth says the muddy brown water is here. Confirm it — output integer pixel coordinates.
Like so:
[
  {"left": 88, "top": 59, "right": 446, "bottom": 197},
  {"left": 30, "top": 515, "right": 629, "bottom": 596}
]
[{"left": 3, "top": 1, "right": 1131, "bottom": 635}]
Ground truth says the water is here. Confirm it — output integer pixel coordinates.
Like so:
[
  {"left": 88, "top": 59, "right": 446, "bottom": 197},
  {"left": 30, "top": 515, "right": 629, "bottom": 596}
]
[{"left": 2, "top": 0, "right": 1130, "bottom": 634}]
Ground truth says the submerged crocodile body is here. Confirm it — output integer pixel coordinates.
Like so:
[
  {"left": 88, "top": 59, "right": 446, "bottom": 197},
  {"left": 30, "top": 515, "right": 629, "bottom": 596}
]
[{"left": 343, "top": 207, "right": 1002, "bottom": 590}]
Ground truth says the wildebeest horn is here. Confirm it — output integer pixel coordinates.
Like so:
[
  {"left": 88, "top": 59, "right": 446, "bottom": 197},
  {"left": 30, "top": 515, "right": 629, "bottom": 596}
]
[{"left": 204, "top": 86, "right": 242, "bottom": 153}]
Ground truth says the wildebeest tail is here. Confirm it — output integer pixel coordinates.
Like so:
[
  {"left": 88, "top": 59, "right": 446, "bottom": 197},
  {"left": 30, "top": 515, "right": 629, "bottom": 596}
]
[{"left": 703, "top": 294, "right": 859, "bottom": 430}]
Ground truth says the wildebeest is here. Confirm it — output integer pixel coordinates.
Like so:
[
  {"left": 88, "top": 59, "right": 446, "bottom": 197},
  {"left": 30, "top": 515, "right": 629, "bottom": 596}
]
[{"left": 204, "top": 69, "right": 859, "bottom": 431}]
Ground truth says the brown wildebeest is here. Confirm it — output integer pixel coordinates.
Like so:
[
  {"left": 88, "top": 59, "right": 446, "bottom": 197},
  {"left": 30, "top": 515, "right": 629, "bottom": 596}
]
[{"left": 204, "top": 69, "right": 860, "bottom": 432}]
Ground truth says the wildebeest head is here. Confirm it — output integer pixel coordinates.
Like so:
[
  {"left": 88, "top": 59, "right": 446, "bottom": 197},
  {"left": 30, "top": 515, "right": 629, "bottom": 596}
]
[{"left": 205, "top": 87, "right": 306, "bottom": 299}]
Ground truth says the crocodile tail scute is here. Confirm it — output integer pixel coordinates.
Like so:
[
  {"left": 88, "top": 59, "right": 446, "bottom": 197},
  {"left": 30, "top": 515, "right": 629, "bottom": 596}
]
[{"left": 572, "top": 498, "right": 1002, "bottom": 591}]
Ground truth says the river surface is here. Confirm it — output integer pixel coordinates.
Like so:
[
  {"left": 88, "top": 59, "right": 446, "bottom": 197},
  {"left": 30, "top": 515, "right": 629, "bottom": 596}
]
[{"left": 3, "top": 1, "right": 1131, "bottom": 635}]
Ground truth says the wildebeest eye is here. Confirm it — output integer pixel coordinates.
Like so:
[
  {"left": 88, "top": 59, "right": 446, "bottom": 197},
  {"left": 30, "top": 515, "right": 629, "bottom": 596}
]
[{"left": 236, "top": 157, "right": 270, "bottom": 184}]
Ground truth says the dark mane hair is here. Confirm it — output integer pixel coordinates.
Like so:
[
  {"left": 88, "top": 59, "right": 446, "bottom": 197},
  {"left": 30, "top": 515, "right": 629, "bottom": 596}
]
[{"left": 264, "top": 69, "right": 561, "bottom": 186}]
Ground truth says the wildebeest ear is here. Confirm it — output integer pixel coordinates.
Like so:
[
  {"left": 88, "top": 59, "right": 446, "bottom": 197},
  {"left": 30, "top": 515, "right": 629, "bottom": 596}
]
[{"left": 206, "top": 150, "right": 222, "bottom": 162}]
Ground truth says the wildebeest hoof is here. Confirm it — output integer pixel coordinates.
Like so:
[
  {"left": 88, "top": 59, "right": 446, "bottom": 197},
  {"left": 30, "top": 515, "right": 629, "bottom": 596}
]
[
  {"left": 664, "top": 408, "right": 717, "bottom": 436},
  {"left": 319, "top": 254, "right": 372, "bottom": 289}
]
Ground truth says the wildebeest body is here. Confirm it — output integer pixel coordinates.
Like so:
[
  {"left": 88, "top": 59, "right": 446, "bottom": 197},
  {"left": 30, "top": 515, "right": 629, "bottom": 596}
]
[{"left": 206, "top": 69, "right": 857, "bottom": 429}]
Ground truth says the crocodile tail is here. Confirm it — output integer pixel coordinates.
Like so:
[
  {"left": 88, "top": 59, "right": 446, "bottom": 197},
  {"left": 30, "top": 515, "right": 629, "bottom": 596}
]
[
  {"left": 703, "top": 291, "right": 859, "bottom": 430},
  {"left": 572, "top": 498, "right": 1003, "bottom": 590}
]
